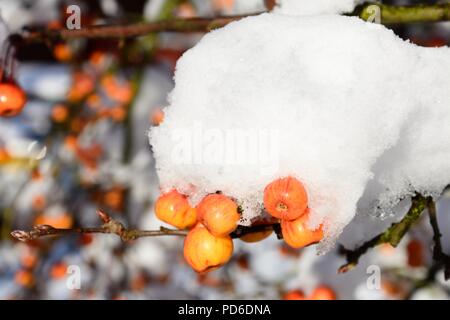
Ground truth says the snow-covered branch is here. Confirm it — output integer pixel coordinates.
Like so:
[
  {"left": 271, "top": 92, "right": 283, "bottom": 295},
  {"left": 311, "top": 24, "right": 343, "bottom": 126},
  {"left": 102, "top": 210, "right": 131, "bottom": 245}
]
[{"left": 339, "top": 195, "right": 431, "bottom": 273}]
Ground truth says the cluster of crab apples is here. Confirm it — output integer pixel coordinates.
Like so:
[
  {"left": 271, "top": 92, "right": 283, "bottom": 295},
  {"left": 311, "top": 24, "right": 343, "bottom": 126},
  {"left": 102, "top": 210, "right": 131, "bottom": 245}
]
[{"left": 155, "top": 176, "right": 323, "bottom": 273}]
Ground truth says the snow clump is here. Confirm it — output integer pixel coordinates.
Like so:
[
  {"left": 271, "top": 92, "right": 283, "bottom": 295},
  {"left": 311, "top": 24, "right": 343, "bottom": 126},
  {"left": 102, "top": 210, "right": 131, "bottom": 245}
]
[{"left": 150, "top": 13, "right": 450, "bottom": 251}]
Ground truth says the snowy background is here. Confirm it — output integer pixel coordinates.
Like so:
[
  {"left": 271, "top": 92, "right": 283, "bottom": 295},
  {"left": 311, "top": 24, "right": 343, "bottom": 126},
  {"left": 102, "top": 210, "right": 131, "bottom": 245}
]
[{"left": 0, "top": 0, "right": 449, "bottom": 299}]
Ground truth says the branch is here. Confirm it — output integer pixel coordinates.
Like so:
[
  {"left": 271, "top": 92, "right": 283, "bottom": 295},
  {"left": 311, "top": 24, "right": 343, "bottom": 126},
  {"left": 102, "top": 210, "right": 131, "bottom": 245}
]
[
  {"left": 338, "top": 195, "right": 431, "bottom": 273},
  {"left": 18, "top": 3, "right": 450, "bottom": 43},
  {"left": 403, "top": 201, "right": 450, "bottom": 298},
  {"left": 11, "top": 210, "right": 188, "bottom": 242},
  {"left": 425, "top": 200, "right": 450, "bottom": 279},
  {"left": 10, "top": 210, "right": 278, "bottom": 242},
  {"left": 356, "top": 2, "right": 450, "bottom": 24},
  {"left": 21, "top": 14, "right": 255, "bottom": 42}
]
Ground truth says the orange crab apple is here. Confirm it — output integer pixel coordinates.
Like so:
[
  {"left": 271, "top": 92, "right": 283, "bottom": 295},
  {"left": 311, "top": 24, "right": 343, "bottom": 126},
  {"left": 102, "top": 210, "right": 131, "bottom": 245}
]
[
  {"left": 283, "top": 289, "right": 306, "bottom": 300},
  {"left": 50, "top": 261, "right": 68, "bottom": 279},
  {"left": 281, "top": 209, "right": 323, "bottom": 248},
  {"left": 239, "top": 221, "right": 273, "bottom": 243},
  {"left": 198, "top": 194, "right": 240, "bottom": 236},
  {"left": 183, "top": 223, "right": 233, "bottom": 273},
  {"left": 0, "top": 148, "right": 10, "bottom": 163},
  {"left": 0, "top": 83, "right": 27, "bottom": 117},
  {"left": 14, "top": 270, "right": 34, "bottom": 287},
  {"left": 53, "top": 43, "right": 73, "bottom": 62},
  {"left": 310, "top": 286, "right": 336, "bottom": 300},
  {"left": 150, "top": 108, "right": 164, "bottom": 126},
  {"left": 407, "top": 239, "right": 424, "bottom": 268},
  {"left": 51, "top": 104, "right": 69, "bottom": 123},
  {"left": 155, "top": 190, "right": 197, "bottom": 229},
  {"left": 263, "top": 176, "right": 308, "bottom": 220}
]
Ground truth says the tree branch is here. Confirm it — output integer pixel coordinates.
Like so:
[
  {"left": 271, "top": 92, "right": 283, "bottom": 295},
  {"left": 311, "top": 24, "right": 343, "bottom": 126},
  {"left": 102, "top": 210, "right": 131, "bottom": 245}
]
[
  {"left": 18, "top": 3, "right": 450, "bottom": 43},
  {"left": 22, "top": 14, "right": 255, "bottom": 42},
  {"left": 10, "top": 210, "right": 278, "bottom": 242},
  {"left": 338, "top": 195, "right": 431, "bottom": 273},
  {"left": 11, "top": 210, "right": 188, "bottom": 242},
  {"left": 403, "top": 201, "right": 450, "bottom": 298},
  {"left": 356, "top": 2, "right": 450, "bottom": 24},
  {"left": 426, "top": 200, "right": 450, "bottom": 280}
]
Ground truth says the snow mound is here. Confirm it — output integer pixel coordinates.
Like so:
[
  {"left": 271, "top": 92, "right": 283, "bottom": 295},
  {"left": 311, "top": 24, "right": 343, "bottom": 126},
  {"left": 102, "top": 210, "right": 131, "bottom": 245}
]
[
  {"left": 274, "top": 0, "right": 362, "bottom": 16},
  {"left": 150, "top": 13, "right": 450, "bottom": 251}
]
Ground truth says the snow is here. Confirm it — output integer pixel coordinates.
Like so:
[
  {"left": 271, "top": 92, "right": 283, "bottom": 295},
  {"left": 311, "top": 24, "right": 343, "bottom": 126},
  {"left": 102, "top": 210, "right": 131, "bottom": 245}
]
[
  {"left": 150, "top": 13, "right": 450, "bottom": 251},
  {"left": 275, "top": 0, "right": 362, "bottom": 16}
]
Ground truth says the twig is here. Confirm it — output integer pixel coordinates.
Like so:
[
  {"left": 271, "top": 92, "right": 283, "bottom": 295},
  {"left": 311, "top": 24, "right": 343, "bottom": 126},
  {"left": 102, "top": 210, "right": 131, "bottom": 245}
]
[
  {"left": 22, "top": 14, "right": 255, "bottom": 42},
  {"left": 356, "top": 2, "right": 450, "bottom": 24},
  {"left": 404, "top": 201, "right": 450, "bottom": 298},
  {"left": 10, "top": 210, "right": 278, "bottom": 242},
  {"left": 11, "top": 210, "right": 188, "bottom": 242},
  {"left": 420, "top": 201, "right": 450, "bottom": 280},
  {"left": 338, "top": 195, "right": 431, "bottom": 273},
  {"left": 18, "top": 3, "right": 450, "bottom": 43}
]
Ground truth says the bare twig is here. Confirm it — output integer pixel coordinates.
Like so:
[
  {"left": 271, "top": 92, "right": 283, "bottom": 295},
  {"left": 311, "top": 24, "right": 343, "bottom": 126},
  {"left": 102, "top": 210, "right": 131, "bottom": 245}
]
[
  {"left": 11, "top": 210, "right": 188, "bottom": 242},
  {"left": 403, "top": 201, "right": 450, "bottom": 298},
  {"left": 423, "top": 200, "right": 450, "bottom": 280},
  {"left": 22, "top": 14, "right": 256, "bottom": 42},
  {"left": 10, "top": 210, "right": 278, "bottom": 242},
  {"left": 338, "top": 195, "right": 431, "bottom": 273},
  {"left": 356, "top": 2, "right": 450, "bottom": 24},
  {"left": 17, "top": 3, "right": 450, "bottom": 43}
]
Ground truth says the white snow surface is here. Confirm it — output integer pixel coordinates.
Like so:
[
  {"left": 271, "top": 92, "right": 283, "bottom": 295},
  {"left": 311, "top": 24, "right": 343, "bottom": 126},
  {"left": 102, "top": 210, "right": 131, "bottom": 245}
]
[
  {"left": 150, "top": 13, "right": 450, "bottom": 251},
  {"left": 275, "top": 0, "right": 362, "bottom": 16}
]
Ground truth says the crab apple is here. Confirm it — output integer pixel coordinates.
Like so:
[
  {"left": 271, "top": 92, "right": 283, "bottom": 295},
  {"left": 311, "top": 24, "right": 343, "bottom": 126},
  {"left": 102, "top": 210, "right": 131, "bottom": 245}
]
[
  {"left": 53, "top": 43, "right": 73, "bottom": 62},
  {"left": 0, "top": 83, "right": 27, "bottom": 117},
  {"left": 263, "top": 176, "right": 308, "bottom": 220},
  {"left": 50, "top": 261, "right": 68, "bottom": 279},
  {"left": 34, "top": 212, "right": 73, "bottom": 229},
  {"left": 198, "top": 194, "right": 240, "bottom": 236},
  {"left": 151, "top": 108, "right": 164, "bottom": 126},
  {"left": 239, "top": 221, "right": 273, "bottom": 243},
  {"left": 407, "top": 239, "right": 424, "bottom": 268},
  {"left": 281, "top": 209, "right": 323, "bottom": 248},
  {"left": 310, "top": 286, "right": 336, "bottom": 300},
  {"left": 51, "top": 104, "right": 69, "bottom": 123},
  {"left": 14, "top": 270, "right": 34, "bottom": 287},
  {"left": 183, "top": 223, "right": 233, "bottom": 273},
  {"left": 0, "top": 148, "right": 10, "bottom": 163},
  {"left": 283, "top": 289, "right": 306, "bottom": 300},
  {"left": 155, "top": 190, "right": 197, "bottom": 229}
]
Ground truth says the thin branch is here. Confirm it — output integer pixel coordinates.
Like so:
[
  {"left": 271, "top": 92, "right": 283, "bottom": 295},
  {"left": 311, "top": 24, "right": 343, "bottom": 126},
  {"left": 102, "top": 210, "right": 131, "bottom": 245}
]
[
  {"left": 356, "top": 2, "right": 450, "bottom": 24},
  {"left": 404, "top": 201, "right": 450, "bottom": 298},
  {"left": 21, "top": 14, "right": 255, "bottom": 42},
  {"left": 10, "top": 210, "right": 278, "bottom": 242},
  {"left": 18, "top": 3, "right": 450, "bottom": 43},
  {"left": 425, "top": 200, "right": 450, "bottom": 280},
  {"left": 11, "top": 210, "right": 188, "bottom": 242},
  {"left": 338, "top": 195, "right": 431, "bottom": 273}
]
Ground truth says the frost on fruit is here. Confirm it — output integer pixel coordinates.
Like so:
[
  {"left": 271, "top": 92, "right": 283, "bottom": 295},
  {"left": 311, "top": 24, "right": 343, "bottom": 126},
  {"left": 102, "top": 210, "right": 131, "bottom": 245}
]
[{"left": 150, "top": 13, "right": 450, "bottom": 252}]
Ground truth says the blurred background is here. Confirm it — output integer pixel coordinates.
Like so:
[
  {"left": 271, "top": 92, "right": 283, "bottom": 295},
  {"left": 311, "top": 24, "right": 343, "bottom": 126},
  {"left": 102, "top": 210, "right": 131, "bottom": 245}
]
[{"left": 0, "top": 0, "right": 449, "bottom": 300}]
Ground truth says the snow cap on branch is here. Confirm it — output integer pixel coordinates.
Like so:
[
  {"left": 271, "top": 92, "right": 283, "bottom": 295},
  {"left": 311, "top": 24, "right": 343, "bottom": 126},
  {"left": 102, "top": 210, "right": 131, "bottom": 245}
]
[{"left": 150, "top": 13, "right": 450, "bottom": 252}]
